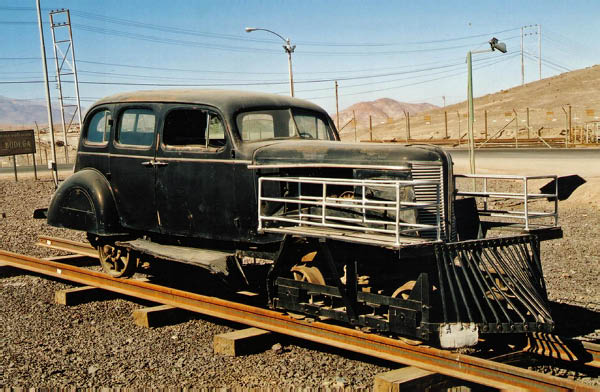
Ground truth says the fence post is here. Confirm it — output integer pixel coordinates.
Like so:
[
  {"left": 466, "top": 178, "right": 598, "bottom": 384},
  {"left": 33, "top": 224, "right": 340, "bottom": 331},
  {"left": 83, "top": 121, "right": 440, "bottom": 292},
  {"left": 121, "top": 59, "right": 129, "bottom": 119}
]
[
  {"left": 526, "top": 107, "right": 530, "bottom": 139},
  {"left": 568, "top": 105, "right": 572, "bottom": 144},
  {"left": 484, "top": 110, "right": 488, "bottom": 140},
  {"left": 32, "top": 153, "right": 37, "bottom": 180},
  {"left": 514, "top": 109, "right": 518, "bottom": 148},
  {"left": 457, "top": 111, "right": 461, "bottom": 146},
  {"left": 444, "top": 111, "right": 448, "bottom": 138},
  {"left": 353, "top": 110, "right": 357, "bottom": 142},
  {"left": 12, "top": 155, "right": 18, "bottom": 182}
]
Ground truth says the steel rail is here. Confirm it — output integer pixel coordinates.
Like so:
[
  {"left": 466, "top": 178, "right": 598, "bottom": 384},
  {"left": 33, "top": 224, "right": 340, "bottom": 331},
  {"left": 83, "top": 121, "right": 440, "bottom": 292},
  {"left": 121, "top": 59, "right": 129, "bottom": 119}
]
[
  {"left": 0, "top": 246, "right": 593, "bottom": 391},
  {"left": 39, "top": 235, "right": 97, "bottom": 258},
  {"left": 37, "top": 236, "right": 600, "bottom": 372}
]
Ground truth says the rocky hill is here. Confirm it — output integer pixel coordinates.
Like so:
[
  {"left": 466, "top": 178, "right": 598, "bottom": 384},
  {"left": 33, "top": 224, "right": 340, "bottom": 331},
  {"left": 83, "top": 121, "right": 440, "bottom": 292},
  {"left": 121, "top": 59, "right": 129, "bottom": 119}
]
[
  {"left": 0, "top": 96, "right": 79, "bottom": 128},
  {"left": 363, "top": 64, "right": 600, "bottom": 142},
  {"left": 334, "top": 98, "right": 437, "bottom": 133}
]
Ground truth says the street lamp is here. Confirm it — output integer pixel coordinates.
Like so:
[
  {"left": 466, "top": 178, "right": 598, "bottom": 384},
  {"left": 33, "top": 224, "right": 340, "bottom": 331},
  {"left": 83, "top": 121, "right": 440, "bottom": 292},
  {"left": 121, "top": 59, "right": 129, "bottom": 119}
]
[
  {"left": 467, "top": 37, "right": 507, "bottom": 176},
  {"left": 245, "top": 27, "right": 296, "bottom": 97}
]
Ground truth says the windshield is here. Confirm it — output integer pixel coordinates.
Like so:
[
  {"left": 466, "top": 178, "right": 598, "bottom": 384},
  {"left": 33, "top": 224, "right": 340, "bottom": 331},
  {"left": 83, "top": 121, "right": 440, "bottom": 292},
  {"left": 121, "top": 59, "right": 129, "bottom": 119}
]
[{"left": 237, "top": 109, "right": 334, "bottom": 141}]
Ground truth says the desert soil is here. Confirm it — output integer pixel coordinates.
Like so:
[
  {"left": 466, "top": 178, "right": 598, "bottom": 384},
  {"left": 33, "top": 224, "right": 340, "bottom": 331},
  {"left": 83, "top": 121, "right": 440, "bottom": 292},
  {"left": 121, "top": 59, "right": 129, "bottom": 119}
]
[{"left": 0, "top": 154, "right": 599, "bottom": 388}]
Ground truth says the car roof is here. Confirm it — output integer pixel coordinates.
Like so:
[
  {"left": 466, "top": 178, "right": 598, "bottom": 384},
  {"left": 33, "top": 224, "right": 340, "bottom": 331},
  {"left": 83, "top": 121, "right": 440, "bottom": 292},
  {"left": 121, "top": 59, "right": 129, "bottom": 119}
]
[{"left": 92, "top": 89, "right": 327, "bottom": 117}]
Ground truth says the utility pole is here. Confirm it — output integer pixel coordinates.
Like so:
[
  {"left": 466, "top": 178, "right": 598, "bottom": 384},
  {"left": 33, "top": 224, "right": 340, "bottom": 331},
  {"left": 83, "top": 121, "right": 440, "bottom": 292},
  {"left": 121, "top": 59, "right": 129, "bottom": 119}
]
[
  {"left": 467, "top": 51, "right": 476, "bottom": 174},
  {"left": 369, "top": 115, "right": 372, "bottom": 141},
  {"left": 538, "top": 24, "right": 542, "bottom": 80},
  {"left": 335, "top": 80, "right": 340, "bottom": 130},
  {"left": 442, "top": 96, "right": 446, "bottom": 108},
  {"left": 50, "top": 9, "right": 83, "bottom": 164},
  {"left": 521, "top": 26, "right": 524, "bottom": 86},
  {"left": 36, "top": 0, "right": 58, "bottom": 186}
]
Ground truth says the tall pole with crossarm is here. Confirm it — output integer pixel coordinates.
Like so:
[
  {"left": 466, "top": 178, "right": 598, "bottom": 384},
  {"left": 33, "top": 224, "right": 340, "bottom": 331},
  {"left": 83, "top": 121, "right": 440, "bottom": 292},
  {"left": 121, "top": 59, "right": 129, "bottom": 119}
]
[{"left": 245, "top": 27, "right": 296, "bottom": 97}]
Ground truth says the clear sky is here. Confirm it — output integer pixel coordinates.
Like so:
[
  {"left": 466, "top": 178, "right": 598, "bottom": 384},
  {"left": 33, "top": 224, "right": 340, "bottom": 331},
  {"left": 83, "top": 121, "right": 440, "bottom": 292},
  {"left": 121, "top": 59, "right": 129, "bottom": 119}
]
[{"left": 1, "top": 0, "right": 598, "bottom": 114}]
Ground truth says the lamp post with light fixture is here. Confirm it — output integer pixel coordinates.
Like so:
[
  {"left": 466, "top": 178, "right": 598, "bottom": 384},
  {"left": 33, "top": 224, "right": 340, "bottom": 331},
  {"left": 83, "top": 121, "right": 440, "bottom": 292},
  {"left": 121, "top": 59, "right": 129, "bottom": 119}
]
[
  {"left": 467, "top": 37, "right": 507, "bottom": 175},
  {"left": 245, "top": 27, "right": 296, "bottom": 97}
]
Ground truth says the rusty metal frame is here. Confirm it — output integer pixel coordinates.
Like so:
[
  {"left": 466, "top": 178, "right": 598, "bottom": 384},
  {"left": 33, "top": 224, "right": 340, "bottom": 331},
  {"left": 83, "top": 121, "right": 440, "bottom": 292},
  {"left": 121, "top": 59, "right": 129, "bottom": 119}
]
[{"left": 0, "top": 242, "right": 594, "bottom": 390}]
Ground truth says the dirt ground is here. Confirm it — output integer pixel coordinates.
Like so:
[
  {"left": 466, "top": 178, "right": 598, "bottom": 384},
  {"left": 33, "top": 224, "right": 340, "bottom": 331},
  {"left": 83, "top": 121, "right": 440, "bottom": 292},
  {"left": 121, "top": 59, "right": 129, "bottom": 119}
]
[{"left": 0, "top": 150, "right": 598, "bottom": 388}]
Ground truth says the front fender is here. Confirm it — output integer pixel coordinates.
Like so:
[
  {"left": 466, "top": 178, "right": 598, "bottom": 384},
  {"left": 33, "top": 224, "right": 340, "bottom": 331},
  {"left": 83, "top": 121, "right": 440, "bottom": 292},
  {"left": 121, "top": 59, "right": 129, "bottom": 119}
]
[{"left": 47, "top": 169, "right": 124, "bottom": 235}]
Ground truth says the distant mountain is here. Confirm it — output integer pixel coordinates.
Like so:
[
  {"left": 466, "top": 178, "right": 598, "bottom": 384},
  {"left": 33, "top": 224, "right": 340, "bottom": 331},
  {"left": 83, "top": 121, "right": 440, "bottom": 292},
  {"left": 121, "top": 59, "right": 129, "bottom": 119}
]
[
  {"left": 333, "top": 98, "right": 438, "bottom": 131},
  {"left": 0, "top": 96, "right": 81, "bottom": 127}
]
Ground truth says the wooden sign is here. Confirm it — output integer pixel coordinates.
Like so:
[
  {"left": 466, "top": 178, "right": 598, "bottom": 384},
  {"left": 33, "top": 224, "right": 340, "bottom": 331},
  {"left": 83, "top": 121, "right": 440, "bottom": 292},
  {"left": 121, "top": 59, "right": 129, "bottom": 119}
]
[{"left": 0, "top": 130, "right": 35, "bottom": 157}]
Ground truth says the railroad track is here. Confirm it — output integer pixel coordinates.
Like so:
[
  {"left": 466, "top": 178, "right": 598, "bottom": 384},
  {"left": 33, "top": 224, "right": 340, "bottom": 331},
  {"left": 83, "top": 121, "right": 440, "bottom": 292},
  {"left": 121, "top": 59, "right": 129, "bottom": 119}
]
[{"left": 0, "top": 236, "right": 597, "bottom": 391}]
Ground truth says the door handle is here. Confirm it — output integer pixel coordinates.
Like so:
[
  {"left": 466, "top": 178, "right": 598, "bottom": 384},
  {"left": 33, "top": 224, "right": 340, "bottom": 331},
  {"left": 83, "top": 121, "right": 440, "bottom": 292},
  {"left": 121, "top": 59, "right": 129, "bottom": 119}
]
[{"left": 141, "top": 160, "right": 168, "bottom": 167}]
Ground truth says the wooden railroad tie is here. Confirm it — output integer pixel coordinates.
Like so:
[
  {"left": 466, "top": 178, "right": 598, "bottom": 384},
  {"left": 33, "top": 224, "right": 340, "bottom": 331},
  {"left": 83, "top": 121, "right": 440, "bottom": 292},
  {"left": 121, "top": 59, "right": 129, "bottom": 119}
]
[
  {"left": 374, "top": 367, "right": 475, "bottom": 392},
  {"left": 213, "top": 327, "right": 274, "bottom": 357},
  {"left": 55, "top": 286, "right": 107, "bottom": 306},
  {"left": 132, "top": 304, "right": 191, "bottom": 328}
]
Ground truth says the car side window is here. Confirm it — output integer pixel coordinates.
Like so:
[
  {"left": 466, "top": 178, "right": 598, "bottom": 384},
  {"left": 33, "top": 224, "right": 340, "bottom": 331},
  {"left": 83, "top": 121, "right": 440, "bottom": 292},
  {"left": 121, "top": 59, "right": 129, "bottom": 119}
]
[
  {"left": 162, "top": 108, "right": 226, "bottom": 150},
  {"left": 117, "top": 108, "right": 155, "bottom": 147},
  {"left": 240, "top": 113, "right": 275, "bottom": 140},
  {"left": 86, "top": 110, "right": 111, "bottom": 144}
]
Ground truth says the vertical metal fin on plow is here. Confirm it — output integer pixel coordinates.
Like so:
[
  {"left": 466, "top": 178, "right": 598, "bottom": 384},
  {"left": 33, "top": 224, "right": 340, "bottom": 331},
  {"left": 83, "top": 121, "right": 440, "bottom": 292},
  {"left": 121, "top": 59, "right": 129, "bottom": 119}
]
[{"left": 434, "top": 235, "right": 554, "bottom": 334}]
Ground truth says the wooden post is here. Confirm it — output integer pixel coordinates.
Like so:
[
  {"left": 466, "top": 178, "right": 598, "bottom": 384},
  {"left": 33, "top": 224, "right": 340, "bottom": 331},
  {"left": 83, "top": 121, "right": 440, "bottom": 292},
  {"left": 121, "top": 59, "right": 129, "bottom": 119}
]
[
  {"left": 406, "top": 112, "right": 411, "bottom": 142},
  {"left": 484, "top": 110, "right": 488, "bottom": 140},
  {"left": 444, "top": 111, "right": 448, "bottom": 138},
  {"left": 526, "top": 107, "right": 530, "bottom": 139},
  {"left": 569, "top": 105, "right": 572, "bottom": 143},
  {"left": 457, "top": 111, "right": 461, "bottom": 146},
  {"left": 32, "top": 153, "right": 37, "bottom": 180},
  {"left": 12, "top": 155, "right": 18, "bottom": 182},
  {"left": 514, "top": 109, "right": 518, "bottom": 148},
  {"left": 353, "top": 110, "right": 357, "bottom": 142},
  {"left": 369, "top": 115, "right": 372, "bottom": 141},
  {"left": 335, "top": 81, "right": 340, "bottom": 130},
  {"left": 35, "top": 122, "right": 43, "bottom": 165},
  {"left": 562, "top": 106, "right": 569, "bottom": 148}
]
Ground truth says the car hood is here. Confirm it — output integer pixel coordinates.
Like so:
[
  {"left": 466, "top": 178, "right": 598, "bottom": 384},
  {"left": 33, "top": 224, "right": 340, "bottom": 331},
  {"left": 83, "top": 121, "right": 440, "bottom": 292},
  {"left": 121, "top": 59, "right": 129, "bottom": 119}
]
[{"left": 251, "top": 140, "right": 442, "bottom": 168}]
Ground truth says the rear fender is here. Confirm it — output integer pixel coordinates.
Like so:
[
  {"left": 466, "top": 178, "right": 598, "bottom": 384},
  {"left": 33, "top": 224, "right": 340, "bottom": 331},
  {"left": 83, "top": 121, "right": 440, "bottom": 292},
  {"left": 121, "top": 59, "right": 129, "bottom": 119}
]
[{"left": 47, "top": 169, "right": 124, "bottom": 236}]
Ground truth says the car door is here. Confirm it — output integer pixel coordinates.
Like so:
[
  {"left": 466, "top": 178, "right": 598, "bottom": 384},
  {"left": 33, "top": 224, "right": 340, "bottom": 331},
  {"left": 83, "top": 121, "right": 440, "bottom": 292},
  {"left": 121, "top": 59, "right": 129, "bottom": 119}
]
[
  {"left": 108, "top": 104, "right": 160, "bottom": 234},
  {"left": 155, "top": 104, "right": 237, "bottom": 241}
]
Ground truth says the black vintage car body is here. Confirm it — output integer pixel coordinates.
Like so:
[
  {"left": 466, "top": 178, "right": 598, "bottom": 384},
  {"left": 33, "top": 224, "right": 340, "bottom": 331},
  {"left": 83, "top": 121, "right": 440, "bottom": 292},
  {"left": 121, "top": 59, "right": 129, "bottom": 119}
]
[{"left": 43, "top": 90, "right": 562, "bottom": 347}]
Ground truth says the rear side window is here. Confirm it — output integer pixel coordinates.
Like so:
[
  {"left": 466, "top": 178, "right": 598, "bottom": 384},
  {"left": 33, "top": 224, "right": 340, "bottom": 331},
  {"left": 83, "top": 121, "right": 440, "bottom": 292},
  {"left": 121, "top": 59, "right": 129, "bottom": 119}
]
[
  {"left": 117, "top": 108, "right": 155, "bottom": 147},
  {"left": 86, "top": 110, "right": 110, "bottom": 144}
]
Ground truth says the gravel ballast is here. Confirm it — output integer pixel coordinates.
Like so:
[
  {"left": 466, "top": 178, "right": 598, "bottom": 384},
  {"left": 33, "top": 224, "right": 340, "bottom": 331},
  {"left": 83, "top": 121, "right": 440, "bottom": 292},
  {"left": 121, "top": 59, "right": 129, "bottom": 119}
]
[{"left": 1, "top": 175, "right": 599, "bottom": 388}]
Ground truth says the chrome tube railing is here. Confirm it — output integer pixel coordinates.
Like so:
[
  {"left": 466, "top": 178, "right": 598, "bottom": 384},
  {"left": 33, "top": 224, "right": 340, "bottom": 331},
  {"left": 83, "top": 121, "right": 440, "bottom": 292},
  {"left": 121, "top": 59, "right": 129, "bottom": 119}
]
[
  {"left": 454, "top": 174, "right": 558, "bottom": 231},
  {"left": 258, "top": 176, "right": 443, "bottom": 247}
]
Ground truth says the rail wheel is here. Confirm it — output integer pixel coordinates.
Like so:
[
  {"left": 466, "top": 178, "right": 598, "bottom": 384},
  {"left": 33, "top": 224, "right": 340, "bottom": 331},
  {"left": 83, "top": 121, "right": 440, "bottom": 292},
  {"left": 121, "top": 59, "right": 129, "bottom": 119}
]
[
  {"left": 391, "top": 280, "right": 416, "bottom": 300},
  {"left": 98, "top": 244, "right": 137, "bottom": 278},
  {"left": 291, "top": 264, "right": 325, "bottom": 285}
]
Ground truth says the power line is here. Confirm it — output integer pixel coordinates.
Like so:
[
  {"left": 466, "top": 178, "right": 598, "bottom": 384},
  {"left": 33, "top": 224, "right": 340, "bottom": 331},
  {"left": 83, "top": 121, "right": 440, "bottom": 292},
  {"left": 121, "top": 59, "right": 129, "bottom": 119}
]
[
  {"left": 287, "top": 53, "right": 520, "bottom": 94},
  {"left": 1, "top": 56, "right": 481, "bottom": 76},
  {"left": 0, "top": 55, "right": 511, "bottom": 87},
  {"left": 304, "top": 54, "right": 517, "bottom": 100},
  {"left": 0, "top": 7, "right": 522, "bottom": 48}
]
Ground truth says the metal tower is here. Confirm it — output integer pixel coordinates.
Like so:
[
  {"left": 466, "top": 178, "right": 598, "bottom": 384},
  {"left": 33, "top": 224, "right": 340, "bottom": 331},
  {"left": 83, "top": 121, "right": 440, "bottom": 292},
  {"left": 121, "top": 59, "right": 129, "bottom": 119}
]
[{"left": 49, "top": 8, "right": 82, "bottom": 164}]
